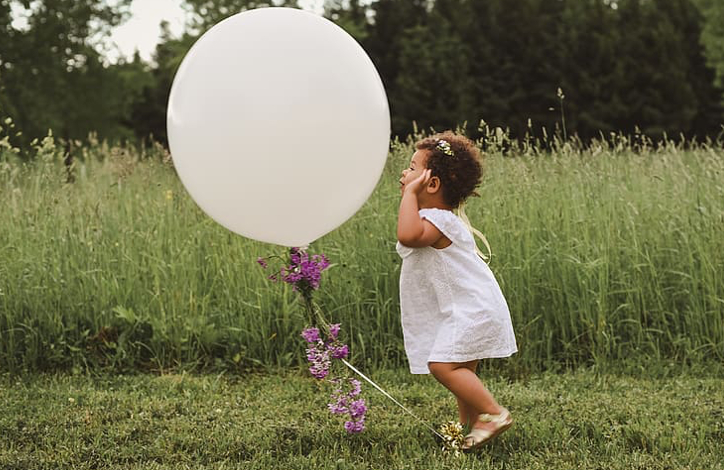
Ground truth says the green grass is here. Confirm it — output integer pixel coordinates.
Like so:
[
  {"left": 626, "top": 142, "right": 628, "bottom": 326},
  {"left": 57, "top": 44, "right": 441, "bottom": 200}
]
[
  {"left": 0, "top": 131, "right": 723, "bottom": 372},
  {"left": 1, "top": 369, "right": 723, "bottom": 469}
]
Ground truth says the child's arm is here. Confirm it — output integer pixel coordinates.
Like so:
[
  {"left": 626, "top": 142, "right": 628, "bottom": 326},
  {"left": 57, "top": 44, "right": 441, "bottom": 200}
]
[{"left": 397, "top": 169, "right": 445, "bottom": 247}]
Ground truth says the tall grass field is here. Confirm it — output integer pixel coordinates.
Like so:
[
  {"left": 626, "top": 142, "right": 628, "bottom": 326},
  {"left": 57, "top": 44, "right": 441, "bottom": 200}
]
[{"left": 1, "top": 129, "right": 723, "bottom": 373}]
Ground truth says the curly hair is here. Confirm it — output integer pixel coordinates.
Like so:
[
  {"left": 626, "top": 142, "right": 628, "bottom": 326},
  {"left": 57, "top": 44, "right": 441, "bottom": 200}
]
[{"left": 415, "top": 131, "right": 483, "bottom": 208}]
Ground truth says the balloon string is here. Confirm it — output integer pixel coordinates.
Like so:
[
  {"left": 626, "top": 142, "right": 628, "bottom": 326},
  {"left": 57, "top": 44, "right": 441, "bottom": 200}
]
[
  {"left": 456, "top": 202, "right": 492, "bottom": 261},
  {"left": 341, "top": 359, "right": 444, "bottom": 440}
]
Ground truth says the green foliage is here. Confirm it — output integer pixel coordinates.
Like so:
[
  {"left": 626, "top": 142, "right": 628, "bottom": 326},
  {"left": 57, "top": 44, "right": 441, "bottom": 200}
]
[
  {"left": 0, "top": 0, "right": 136, "bottom": 145},
  {"left": 362, "top": 0, "right": 428, "bottom": 136},
  {"left": 3, "top": 0, "right": 723, "bottom": 145},
  {"left": 324, "top": 0, "right": 370, "bottom": 41},
  {"left": 393, "top": 4, "right": 477, "bottom": 135},
  {"left": 0, "top": 133, "right": 722, "bottom": 373},
  {"left": 364, "top": 0, "right": 724, "bottom": 139},
  {"left": 182, "top": 0, "right": 301, "bottom": 32},
  {"left": 127, "top": 24, "right": 198, "bottom": 144},
  {"left": 1, "top": 371, "right": 723, "bottom": 468},
  {"left": 695, "top": 0, "right": 724, "bottom": 88}
]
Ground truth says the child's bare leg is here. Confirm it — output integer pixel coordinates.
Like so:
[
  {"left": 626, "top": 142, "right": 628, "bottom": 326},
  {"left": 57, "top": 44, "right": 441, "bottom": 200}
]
[
  {"left": 455, "top": 361, "right": 483, "bottom": 426},
  {"left": 456, "top": 396, "right": 478, "bottom": 427},
  {"left": 429, "top": 360, "right": 504, "bottom": 430}
]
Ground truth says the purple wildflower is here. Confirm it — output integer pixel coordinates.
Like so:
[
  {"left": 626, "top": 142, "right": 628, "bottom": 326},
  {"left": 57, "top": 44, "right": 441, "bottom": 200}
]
[
  {"left": 290, "top": 247, "right": 302, "bottom": 265},
  {"left": 344, "top": 419, "right": 365, "bottom": 434},
  {"left": 310, "top": 365, "right": 330, "bottom": 379},
  {"left": 301, "top": 327, "right": 321, "bottom": 343},
  {"left": 305, "top": 342, "right": 331, "bottom": 379},
  {"left": 281, "top": 267, "right": 303, "bottom": 285},
  {"left": 309, "top": 357, "right": 330, "bottom": 379},
  {"left": 328, "top": 398, "right": 348, "bottom": 415},
  {"left": 349, "top": 399, "right": 367, "bottom": 419},
  {"left": 349, "top": 379, "right": 361, "bottom": 397},
  {"left": 277, "top": 257, "right": 367, "bottom": 434},
  {"left": 276, "top": 248, "right": 330, "bottom": 294},
  {"left": 330, "top": 344, "right": 349, "bottom": 359},
  {"left": 301, "top": 325, "right": 349, "bottom": 360},
  {"left": 327, "top": 378, "right": 366, "bottom": 433},
  {"left": 256, "top": 257, "right": 268, "bottom": 268},
  {"left": 312, "top": 254, "right": 330, "bottom": 270}
]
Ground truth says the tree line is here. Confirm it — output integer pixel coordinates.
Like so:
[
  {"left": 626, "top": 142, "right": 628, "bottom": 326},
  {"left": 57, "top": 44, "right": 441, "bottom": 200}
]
[{"left": 1, "top": 0, "right": 723, "bottom": 149}]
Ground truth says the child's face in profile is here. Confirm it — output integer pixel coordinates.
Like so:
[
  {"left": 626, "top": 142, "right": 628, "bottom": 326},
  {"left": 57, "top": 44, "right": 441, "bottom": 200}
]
[{"left": 399, "top": 150, "right": 428, "bottom": 195}]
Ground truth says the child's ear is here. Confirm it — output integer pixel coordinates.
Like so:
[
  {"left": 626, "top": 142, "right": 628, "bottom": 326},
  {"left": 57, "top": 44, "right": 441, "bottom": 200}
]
[{"left": 427, "top": 176, "right": 442, "bottom": 194}]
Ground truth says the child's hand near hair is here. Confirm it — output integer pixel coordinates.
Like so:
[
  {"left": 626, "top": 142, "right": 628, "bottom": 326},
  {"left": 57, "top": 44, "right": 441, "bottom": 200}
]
[
  {"left": 398, "top": 168, "right": 446, "bottom": 248},
  {"left": 403, "top": 169, "right": 432, "bottom": 196}
]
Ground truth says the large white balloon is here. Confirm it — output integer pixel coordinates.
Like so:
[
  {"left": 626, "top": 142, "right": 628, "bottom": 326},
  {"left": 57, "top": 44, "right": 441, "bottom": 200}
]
[{"left": 167, "top": 7, "right": 390, "bottom": 247}]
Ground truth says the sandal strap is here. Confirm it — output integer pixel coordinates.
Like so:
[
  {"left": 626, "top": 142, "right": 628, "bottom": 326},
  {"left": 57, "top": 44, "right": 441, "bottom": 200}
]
[
  {"left": 462, "top": 408, "right": 513, "bottom": 451},
  {"left": 478, "top": 407, "right": 510, "bottom": 425},
  {"left": 463, "top": 427, "right": 493, "bottom": 447}
]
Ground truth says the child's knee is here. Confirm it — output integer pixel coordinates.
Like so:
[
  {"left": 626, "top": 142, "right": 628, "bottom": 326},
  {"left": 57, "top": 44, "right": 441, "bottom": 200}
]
[{"left": 428, "top": 362, "right": 449, "bottom": 378}]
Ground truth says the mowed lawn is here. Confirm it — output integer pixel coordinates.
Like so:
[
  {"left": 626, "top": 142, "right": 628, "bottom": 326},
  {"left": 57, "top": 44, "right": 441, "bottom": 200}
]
[{"left": 2, "top": 368, "right": 723, "bottom": 469}]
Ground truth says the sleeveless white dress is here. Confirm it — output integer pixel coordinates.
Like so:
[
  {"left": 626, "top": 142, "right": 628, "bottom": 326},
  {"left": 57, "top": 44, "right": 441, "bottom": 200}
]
[{"left": 396, "top": 208, "right": 517, "bottom": 374}]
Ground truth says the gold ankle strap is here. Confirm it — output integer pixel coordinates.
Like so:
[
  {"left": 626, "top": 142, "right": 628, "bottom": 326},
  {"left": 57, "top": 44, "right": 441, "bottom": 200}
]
[{"left": 478, "top": 408, "right": 509, "bottom": 424}]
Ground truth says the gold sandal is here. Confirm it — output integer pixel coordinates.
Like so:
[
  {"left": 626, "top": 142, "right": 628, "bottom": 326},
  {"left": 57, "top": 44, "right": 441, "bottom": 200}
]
[{"left": 462, "top": 407, "right": 513, "bottom": 452}]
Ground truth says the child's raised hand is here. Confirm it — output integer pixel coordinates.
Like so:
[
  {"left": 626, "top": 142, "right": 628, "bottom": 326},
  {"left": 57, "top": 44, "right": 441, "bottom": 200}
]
[{"left": 404, "top": 169, "right": 432, "bottom": 196}]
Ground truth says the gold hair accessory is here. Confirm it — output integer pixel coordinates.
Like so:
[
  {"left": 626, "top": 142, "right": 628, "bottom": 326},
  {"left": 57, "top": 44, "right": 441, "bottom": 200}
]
[{"left": 436, "top": 139, "right": 454, "bottom": 156}]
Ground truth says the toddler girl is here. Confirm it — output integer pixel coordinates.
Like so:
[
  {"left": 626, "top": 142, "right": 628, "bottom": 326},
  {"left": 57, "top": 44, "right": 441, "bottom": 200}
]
[{"left": 396, "top": 131, "right": 517, "bottom": 451}]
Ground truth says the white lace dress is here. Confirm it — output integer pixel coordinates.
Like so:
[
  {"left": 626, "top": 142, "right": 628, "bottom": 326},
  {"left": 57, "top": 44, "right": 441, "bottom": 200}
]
[{"left": 396, "top": 208, "right": 517, "bottom": 374}]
